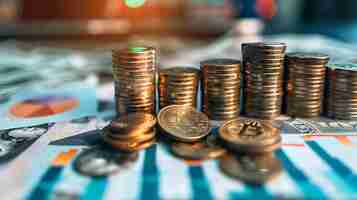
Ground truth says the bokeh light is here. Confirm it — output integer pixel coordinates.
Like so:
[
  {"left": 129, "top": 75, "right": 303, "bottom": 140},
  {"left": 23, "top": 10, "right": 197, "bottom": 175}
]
[{"left": 124, "top": 0, "right": 146, "bottom": 8}]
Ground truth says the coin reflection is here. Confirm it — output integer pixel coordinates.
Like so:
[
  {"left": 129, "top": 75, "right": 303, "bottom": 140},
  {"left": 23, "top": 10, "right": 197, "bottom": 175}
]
[{"left": 219, "top": 153, "right": 282, "bottom": 185}]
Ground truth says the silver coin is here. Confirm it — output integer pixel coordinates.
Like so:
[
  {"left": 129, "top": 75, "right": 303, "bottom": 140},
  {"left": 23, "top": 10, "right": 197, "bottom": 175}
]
[
  {"left": 7, "top": 127, "right": 48, "bottom": 141},
  {"left": 74, "top": 147, "right": 138, "bottom": 177},
  {"left": 0, "top": 141, "right": 13, "bottom": 157}
]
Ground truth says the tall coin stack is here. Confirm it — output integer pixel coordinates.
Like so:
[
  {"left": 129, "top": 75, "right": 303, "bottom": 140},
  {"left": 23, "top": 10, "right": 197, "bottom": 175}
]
[
  {"left": 242, "top": 42, "right": 286, "bottom": 119},
  {"left": 112, "top": 46, "right": 156, "bottom": 115},
  {"left": 326, "top": 62, "right": 357, "bottom": 120},
  {"left": 286, "top": 53, "right": 329, "bottom": 118},
  {"left": 201, "top": 59, "right": 241, "bottom": 121},
  {"left": 158, "top": 67, "right": 199, "bottom": 109}
]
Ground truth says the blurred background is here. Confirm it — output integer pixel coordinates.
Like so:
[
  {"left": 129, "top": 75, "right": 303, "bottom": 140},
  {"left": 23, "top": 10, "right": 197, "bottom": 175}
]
[
  {"left": 1, "top": 0, "right": 357, "bottom": 42},
  {"left": 1, "top": 0, "right": 357, "bottom": 120}
]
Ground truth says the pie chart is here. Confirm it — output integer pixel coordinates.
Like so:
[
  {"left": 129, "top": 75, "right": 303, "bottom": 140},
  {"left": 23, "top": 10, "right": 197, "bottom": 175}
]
[{"left": 9, "top": 95, "right": 79, "bottom": 118}]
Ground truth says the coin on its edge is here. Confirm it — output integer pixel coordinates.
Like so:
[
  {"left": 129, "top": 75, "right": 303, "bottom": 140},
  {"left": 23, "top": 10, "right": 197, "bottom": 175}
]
[{"left": 158, "top": 105, "right": 211, "bottom": 142}]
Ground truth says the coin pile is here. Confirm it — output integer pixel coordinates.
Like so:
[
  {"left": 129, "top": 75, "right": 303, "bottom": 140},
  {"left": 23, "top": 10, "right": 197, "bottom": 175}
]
[
  {"left": 326, "top": 62, "right": 357, "bottom": 120},
  {"left": 158, "top": 67, "right": 199, "bottom": 109},
  {"left": 242, "top": 42, "right": 286, "bottom": 119},
  {"left": 102, "top": 113, "right": 157, "bottom": 152},
  {"left": 200, "top": 59, "right": 241, "bottom": 121},
  {"left": 218, "top": 119, "right": 282, "bottom": 184},
  {"left": 158, "top": 105, "right": 211, "bottom": 142},
  {"left": 112, "top": 46, "right": 156, "bottom": 115},
  {"left": 286, "top": 52, "right": 329, "bottom": 118}
]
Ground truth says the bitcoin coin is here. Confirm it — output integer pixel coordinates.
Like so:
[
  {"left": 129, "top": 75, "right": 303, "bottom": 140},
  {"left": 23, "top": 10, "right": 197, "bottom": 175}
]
[
  {"left": 219, "top": 119, "right": 281, "bottom": 153},
  {"left": 219, "top": 153, "right": 282, "bottom": 185},
  {"left": 158, "top": 105, "right": 211, "bottom": 142}
]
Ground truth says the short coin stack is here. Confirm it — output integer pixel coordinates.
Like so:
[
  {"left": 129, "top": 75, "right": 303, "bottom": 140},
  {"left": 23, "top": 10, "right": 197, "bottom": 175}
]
[
  {"left": 112, "top": 46, "right": 156, "bottom": 115},
  {"left": 218, "top": 119, "right": 282, "bottom": 184},
  {"left": 326, "top": 62, "right": 357, "bottom": 120},
  {"left": 158, "top": 67, "right": 199, "bottom": 109},
  {"left": 201, "top": 59, "right": 241, "bottom": 121},
  {"left": 286, "top": 53, "right": 329, "bottom": 118},
  {"left": 102, "top": 113, "right": 157, "bottom": 152},
  {"left": 242, "top": 42, "right": 286, "bottom": 119}
]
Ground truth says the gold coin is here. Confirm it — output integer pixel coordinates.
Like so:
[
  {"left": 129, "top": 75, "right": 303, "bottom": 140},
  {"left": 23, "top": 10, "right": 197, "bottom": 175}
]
[
  {"left": 219, "top": 119, "right": 281, "bottom": 153},
  {"left": 158, "top": 105, "right": 211, "bottom": 142},
  {"left": 219, "top": 153, "right": 282, "bottom": 185},
  {"left": 104, "top": 136, "right": 156, "bottom": 152},
  {"left": 107, "top": 113, "right": 156, "bottom": 135},
  {"left": 170, "top": 134, "right": 227, "bottom": 160},
  {"left": 106, "top": 126, "right": 156, "bottom": 142}
]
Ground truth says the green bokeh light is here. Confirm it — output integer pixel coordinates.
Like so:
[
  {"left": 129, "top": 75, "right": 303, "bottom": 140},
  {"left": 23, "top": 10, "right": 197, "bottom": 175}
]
[
  {"left": 125, "top": 0, "right": 146, "bottom": 8},
  {"left": 129, "top": 47, "right": 147, "bottom": 53}
]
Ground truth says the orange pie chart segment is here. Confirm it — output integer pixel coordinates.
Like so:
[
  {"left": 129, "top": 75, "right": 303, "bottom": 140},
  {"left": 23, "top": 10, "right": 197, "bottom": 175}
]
[{"left": 9, "top": 96, "right": 79, "bottom": 118}]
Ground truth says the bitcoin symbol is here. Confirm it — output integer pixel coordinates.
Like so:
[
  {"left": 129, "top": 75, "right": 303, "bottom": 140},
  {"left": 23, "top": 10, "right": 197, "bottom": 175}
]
[{"left": 239, "top": 121, "right": 263, "bottom": 139}]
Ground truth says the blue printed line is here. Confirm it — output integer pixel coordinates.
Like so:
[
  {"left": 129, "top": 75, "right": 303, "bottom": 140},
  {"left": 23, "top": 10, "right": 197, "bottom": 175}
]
[
  {"left": 26, "top": 166, "right": 64, "bottom": 200},
  {"left": 139, "top": 145, "right": 160, "bottom": 200},
  {"left": 306, "top": 141, "right": 357, "bottom": 193},
  {"left": 229, "top": 186, "right": 274, "bottom": 200},
  {"left": 188, "top": 166, "right": 214, "bottom": 200},
  {"left": 80, "top": 177, "right": 108, "bottom": 200},
  {"left": 275, "top": 149, "right": 328, "bottom": 199}
]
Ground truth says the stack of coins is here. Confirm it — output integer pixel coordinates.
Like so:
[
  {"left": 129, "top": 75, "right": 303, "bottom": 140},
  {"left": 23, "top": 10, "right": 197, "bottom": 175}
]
[
  {"left": 242, "top": 42, "right": 286, "bottom": 119},
  {"left": 158, "top": 68, "right": 170, "bottom": 109},
  {"left": 158, "top": 67, "right": 199, "bottom": 109},
  {"left": 326, "top": 62, "right": 357, "bottom": 120},
  {"left": 218, "top": 119, "right": 282, "bottom": 154},
  {"left": 201, "top": 59, "right": 241, "bottom": 121},
  {"left": 102, "top": 113, "right": 157, "bottom": 152},
  {"left": 112, "top": 46, "right": 156, "bottom": 115},
  {"left": 286, "top": 53, "right": 329, "bottom": 118}
]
